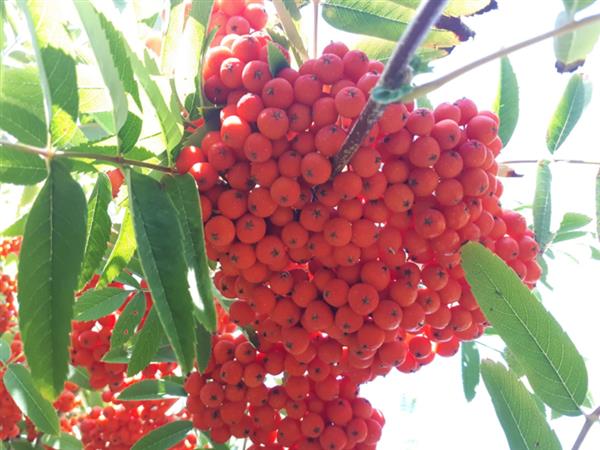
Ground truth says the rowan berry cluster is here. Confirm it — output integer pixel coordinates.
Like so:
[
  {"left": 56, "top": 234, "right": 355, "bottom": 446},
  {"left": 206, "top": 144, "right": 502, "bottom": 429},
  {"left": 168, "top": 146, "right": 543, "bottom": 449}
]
[
  {"left": 0, "top": 336, "right": 25, "bottom": 441},
  {"left": 184, "top": 331, "right": 384, "bottom": 449},
  {"left": 0, "top": 237, "right": 21, "bottom": 259},
  {"left": 77, "top": 401, "right": 195, "bottom": 450}
]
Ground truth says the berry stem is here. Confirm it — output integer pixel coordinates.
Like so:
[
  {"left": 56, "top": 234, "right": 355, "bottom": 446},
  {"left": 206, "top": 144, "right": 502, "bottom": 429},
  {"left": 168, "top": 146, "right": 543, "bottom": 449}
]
[
  {"left": 406, "top": 12, "right": 600, "bottom": 102},
  {"left": 312, "top": 0, "right": 320, "bottom": 59},
  {"left": 0, "top": 140, "right": 175, "bottom": 174},
  {"left": 500, "top": 159, "right": 600, "bottom": 166},
  {"left": 331, "top": 0, "right": 450, "bottom": 175},
  {"left": 572, "top": 405, "right": 600, "bottom": 450}
]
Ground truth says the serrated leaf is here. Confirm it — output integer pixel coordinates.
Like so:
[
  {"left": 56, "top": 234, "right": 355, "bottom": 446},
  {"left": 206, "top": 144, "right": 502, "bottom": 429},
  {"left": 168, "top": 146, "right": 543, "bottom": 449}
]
[
  {"left": 119, "top": 112, "right": 143, "bottom": 154},
  {"left": 493, "top": 56, "right": 519, "bottom": 147},
  {"left": 74, "top": 287, "right": 130, "bottom": 321},
  {"left": 481, "top": 360, "right": 561, "bottom": 450},
  {"left": 503, "top": 347, "right": 526, "bottom": 378},
  {"left": 273, "top": 0, "right": 308, "bottom": 64},
  {"left": 196, "top": 324, "right": 212, "bottom": 373},
  {"left": 3, "top": 364, "right": 60, "bottom": 435},
  {"left": 0, "top": 147, "right": 47, "bottom": 185},
  {"left": 109, "top": 291, "right": 145, "bottom": 351},
  {"left": 163, "top": 174, "right": 216, "bottom": 331},
  {"left": 17, "top": 160, "right": 87, "bottom": 400},
  {"left": 79, "top": 173, "right": 112, "bottom": 289},
  {"left": 355, "top": 36, "right": 448, "bottom": 65},
  {"left": 41, "top": 433, "right": 83, "bottom": 450},
  {"left": 546, "top": 74, "right": 592, "bottom": 153},
  {"left": 0, "top": 67, "right": 47, "bottom": 147},
  {"left": 131, "top": 420, "right": 193, "bottom": 450},
  {"left": 74, "top": 0, "right": 129, "bottom": 135},
  {"left": 118, "top": 379, "right": 186, "bottom": 401},
  {"left": 127, "top": 169, "right": 196, "bottom": 373},
  {"left": 554, "top": 11, "right": 600, "bottom": 72},
  {"left": 267, "top": 42, "right": 290, "bottom": 76},
  {"left": 126, "top": 46, "right": 183, "bottom": 158},
  {"left": 98, "top": 208, "right": 136, "bottom": 287},
  {"left": 533, "top": 160, "right": 553, "bottom": 252},
  {"left": 160, "top": 1, "right": 186, "bottom": 76},
  {"left": 552, "top": 230, "right": 587, "bottom": 243},
  {"left": 462, "top": 242, "right": 589, "bottom": 416},
  {"left": 321, "top": 0, "right": 458, "bottom": 49},
  {"left": 461, "top": 341, "right": 480, "bottom": 402}
]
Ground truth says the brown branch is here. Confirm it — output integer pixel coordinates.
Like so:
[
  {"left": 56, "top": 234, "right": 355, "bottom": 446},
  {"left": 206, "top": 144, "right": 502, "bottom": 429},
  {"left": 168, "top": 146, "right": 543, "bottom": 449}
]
[
  {"left": 572, "top": 406, "right": 600, "bottom": 450},
  {"left": 405, "top": 12, "right": 600, "bottom": 103},
  {"left": 0, "top": 140, "right": 175, "bottom": 174},
  {"left": 332, "top": 0, "right": 450, "bottom": 175}
]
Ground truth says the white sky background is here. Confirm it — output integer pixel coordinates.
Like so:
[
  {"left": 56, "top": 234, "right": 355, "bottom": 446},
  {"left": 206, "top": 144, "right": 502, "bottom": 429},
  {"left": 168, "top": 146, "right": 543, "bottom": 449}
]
[
  {"left": 1, "top": 1, "right": 599, "bottom": 449},
  {"left": 301, "top": 1, "right": 600, "bottom": 449}
]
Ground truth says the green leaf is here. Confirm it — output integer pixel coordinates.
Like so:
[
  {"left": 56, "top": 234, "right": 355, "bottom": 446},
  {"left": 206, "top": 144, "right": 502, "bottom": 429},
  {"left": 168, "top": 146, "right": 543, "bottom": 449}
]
[
  {"left": 0, "top": 147, "right": 47, "bottom": 186},
  {"left": 552, "top": 230, "right": 587, "bottom": 243},
  {"left": 533, "top": 160, "right": 553, "bottom": 252},
  {"left": 556, "top": 212, "right": 592, "bottom": 234},
  {"left": 503, "top": 347, "right": 526, "bottom": 378},
  {"left": 118, "top": 379, "right": 186, "bottom": 401},
  {"left": 67, "top": 365, "right": 91, "bottom": 390},
  {"left": 267, "top": 42, "right": 290, "bottom": 76},
  {"left": 79, "top": 173, "right": 113, "bottom": 289},
  {"left": 41, "top": 433, "right": 83, "bottom": 450},
  {"left": 546, "top": 74, "right": 592, "bottom": 153},
  {"left": 562, "top": 0, "right": 597, "bottom": 13},
  {"left": 196, "top": 324, "right": 212, "bottom": 373},
  {"left": 0, "top": 67, "right": 47, "bottom": 147},
  {"left": 461, "top": 242, "right": 589, "bottom": 416},
  {"left": 98, "top": 208, "right": 136, "bottom": 287},
  {"left": 0, "top": 337, "right": 11, "bottom": 363},
  {"left": 163, "top": 174, "right": 216, "bottom": 331},
  {"left": 480, "top": 360, "right": 561, "bottom": 450},
  {"left": 272, "top": 0, "right": 308, "bottom": 64},
  {"left": 2, "top": 364, "right": 60, "bottom": 435},
  {"left": 554, "top": 11, "right": 600, "bottom": 72},
  {"left": 74, "top": 0, "right": 129, "bottom": 134},
  {"left": 321, "top": 0, "right": 458, "bottom": 49},
  {"left": 590, "top": 245, "right": 600, "bottom": 260},
  {"left": 127, "top": 48, "right": 183, "bottom": 158},
  {"left": 492, "top": 56, "right": 519, "bottom": 147},
  {"left": 109, "top": 291, "right": 145, "bottom": 350},
  {"left": 131, "top": 420, "right": 193, "bottom": 450},
  {"left": 73, "top": 287, "right": 130, "bottom": 321},
  {"left": 461, "top": 341, "right": 480, "bottom": 402},
  {"left": 119, "top": 112, "right": 144, "bottom": 154},
  {"left": 160, "top": 1, "right": 186, "bottom": 76},
  {"left": 355, "top": 35, "right": 448, "bottom": 65},
  {"left": 127, "top": 170, "right": 196, "bottom": 373},
  {"left": 17, "top": 160, "right": 87, "bottom": 400},
  {"left": 124, "top": 308, "right": 164, "bottom": 375}
]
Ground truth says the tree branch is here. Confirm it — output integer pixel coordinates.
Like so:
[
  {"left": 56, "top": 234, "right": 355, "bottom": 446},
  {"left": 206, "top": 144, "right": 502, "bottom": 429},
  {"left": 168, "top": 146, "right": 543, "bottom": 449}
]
[
  {"left": 572, "top": 406, "right": 600, "bottom": 450},
  {"left": 500, "top": 159, "right": 600, "bottom": 166},
  {"left": 0, "top": 140, "right": 175, "bottom": 174},
  {"left": 332, "top": 0, "right": 450, "bottom": 175},
  {"left": 405, "top": 13, "right": 600, "bottom": 102}
]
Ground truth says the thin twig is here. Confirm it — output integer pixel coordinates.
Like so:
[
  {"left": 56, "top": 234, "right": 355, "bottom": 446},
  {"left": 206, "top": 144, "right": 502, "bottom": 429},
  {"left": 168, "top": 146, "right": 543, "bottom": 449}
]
[
  {"left": 272, "top": 0, "right": 309, "bottom": 64},
  {"left": 572, "top": 406, "right": 600, "bottom": 450},
  {"left": 406, "top": 13, "right": 600, "bottom": 102},
  {"left": 331, "top": 0, "right": 450, "bottom": 175},
  {"left": 501, "top": 159, "right": 600, "bottom": 166},
  {"left": 0, "top": 140, "right": 175, "bottom": 174}
]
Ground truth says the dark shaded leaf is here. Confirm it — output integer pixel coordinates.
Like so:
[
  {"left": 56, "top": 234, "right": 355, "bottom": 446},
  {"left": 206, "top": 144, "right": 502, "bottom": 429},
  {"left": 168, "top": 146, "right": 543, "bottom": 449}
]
[
  {"left": 79, "top": 173, "right": 112, "bottom": 288},
  {"left": 267, "top": 42, "right": 291, "bottom": 76},
  {"left": 127, "top": 169, "right": 196, "bottom": 373},
  {"left": 108, "top": 291, "right": 145, "bottom": 352},
  {"left": 461, "top": 341, "right": 480, "bottom": 401},
  {"left": 0, "top": 147, "right": 47, "bottom": 185},
  {"left": 131, "top": 421, "right": 193, "bottom": 450},
  {"left": 128, "top": 308, "right": 164, "bottom": 376},
  {"left": 18, "top": 160, "right": 87, "bottom": 399},
  {"left": 3, "top": 364, "right": 60, "bottom": 435},
  {"left": 196, "top": 324, "right": 212, "bottom": 373},
  {"left": 119, "top": 112, "right": 144, "bottom": 154},
  {"left": 41, "top": 433, "right": 83, "bottom": 450},
  {"left": 98, "top": 208, "right": 136, "bottom": 287}
]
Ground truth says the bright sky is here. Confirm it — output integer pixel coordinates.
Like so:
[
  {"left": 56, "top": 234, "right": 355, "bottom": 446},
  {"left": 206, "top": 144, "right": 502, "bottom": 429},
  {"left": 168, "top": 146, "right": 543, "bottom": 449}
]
[
  {"left": 1, "top": 1, "right": 599, "bottom": 449},
  {"left": 301, "top": 1, "right": 600, "bottom": 449}
]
